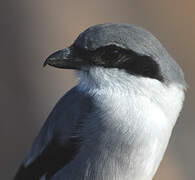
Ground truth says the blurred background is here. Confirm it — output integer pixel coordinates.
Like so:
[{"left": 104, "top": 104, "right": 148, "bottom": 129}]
[{"left": 0, "top": 0, "right": 194, "bottom": 179}]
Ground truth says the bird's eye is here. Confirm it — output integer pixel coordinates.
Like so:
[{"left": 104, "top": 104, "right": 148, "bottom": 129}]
[{"left": 101, "top": 48, "right": 122, "bottom": 61}]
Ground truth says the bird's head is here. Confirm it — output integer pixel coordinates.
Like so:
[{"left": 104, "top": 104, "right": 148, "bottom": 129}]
[{"left": 44, "top": 23, "right": 187, "bottom": 96}]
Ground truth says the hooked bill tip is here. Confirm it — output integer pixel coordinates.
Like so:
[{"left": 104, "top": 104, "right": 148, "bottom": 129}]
[
  {"left": 43, "top": 55, "right": 56, "bottom": 67},
  {"left": 43, "top": 58, "right": 49, "bottom": 67}
]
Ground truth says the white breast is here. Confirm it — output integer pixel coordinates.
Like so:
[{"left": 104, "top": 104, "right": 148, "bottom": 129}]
[{"left": 81, "top": 89, "right": 175, "bottom": 180}]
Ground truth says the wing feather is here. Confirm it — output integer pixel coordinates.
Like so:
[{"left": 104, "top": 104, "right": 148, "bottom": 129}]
[{"left": 14, "top": 87, "right": 92, "bottom": 180}]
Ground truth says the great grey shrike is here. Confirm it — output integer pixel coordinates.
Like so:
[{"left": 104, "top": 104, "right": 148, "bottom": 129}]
[{"left": 14, "top": 23, "right": 187, "bottom": 180}]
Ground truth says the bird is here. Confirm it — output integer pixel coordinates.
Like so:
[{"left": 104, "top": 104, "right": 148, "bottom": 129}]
[{"left": 14, "top": 23, "right": 187, "bottom": 180}]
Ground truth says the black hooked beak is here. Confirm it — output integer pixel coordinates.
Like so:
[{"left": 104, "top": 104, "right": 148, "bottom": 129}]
[{"left": 43, "top": 47, "right": 84, "bottom": 69}]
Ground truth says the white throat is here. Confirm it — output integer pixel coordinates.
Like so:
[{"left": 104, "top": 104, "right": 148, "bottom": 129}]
[{"left": 77, "top": 67, "right": 184, "bottom": 124}]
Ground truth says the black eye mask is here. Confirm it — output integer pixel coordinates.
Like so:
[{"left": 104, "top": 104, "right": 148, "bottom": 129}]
[{"left": 73, "top": 44, "right": 164, "bottom": 82}]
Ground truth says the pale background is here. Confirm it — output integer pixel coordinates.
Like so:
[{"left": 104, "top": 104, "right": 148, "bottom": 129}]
[{"left": 0, "top": 0, "right": 194, "bottom": 179}]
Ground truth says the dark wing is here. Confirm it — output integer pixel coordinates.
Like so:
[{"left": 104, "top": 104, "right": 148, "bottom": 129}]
[{"left": 14, "top": 87, "right": 92, "bottom": 180}]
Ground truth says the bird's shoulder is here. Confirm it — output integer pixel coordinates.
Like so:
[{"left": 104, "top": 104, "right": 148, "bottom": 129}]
[
  {"left": 14, "top": 87, "right": 94, "bottom": 180},
  {"left": 23, "top": 86, "right": 93, "bottom": 166},
  {"left": 50, "top": 86, "right": 94, "bottom": 138}
]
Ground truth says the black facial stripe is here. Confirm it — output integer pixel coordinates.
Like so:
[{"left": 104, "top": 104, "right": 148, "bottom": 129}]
[
  {"left": 73, "top": 45, "right": 93, "bottom": 62},
  {"left": 73, "top": 45, "right": 164, "bottom": 82},
  {"left": 114, "top": 54, "right": 164, "bottom": 82}
]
